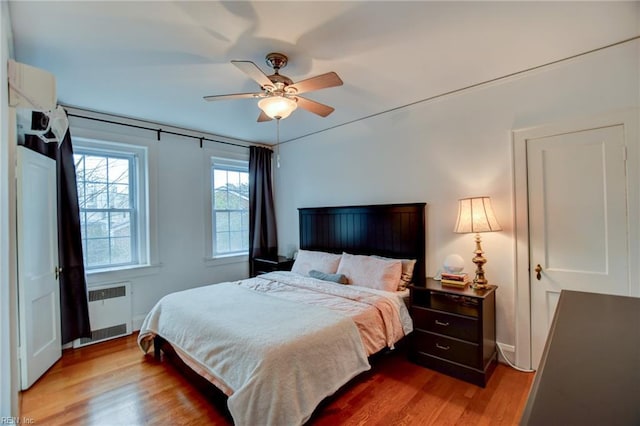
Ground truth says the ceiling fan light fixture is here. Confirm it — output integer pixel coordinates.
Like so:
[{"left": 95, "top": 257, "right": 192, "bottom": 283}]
[
  {"left": 258, "top": 96, "right": 297, "bottom": 120},
  {"left": 205, "top": 53, "right": 342, "bottom": 120}
]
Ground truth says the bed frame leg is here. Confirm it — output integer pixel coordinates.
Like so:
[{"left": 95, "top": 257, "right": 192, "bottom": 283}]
[{"left": 153, "top": 335, "right": 164, "bottom": 360}]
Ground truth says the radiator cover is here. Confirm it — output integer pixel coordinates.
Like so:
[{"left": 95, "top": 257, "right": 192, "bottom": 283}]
[{"left": 74, "top": 282, "right": 132, "bottom": 348}]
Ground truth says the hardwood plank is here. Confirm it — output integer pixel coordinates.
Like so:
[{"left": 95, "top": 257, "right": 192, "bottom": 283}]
[{"left": 20, "top": 334, "right": 534, "bottom": 425}]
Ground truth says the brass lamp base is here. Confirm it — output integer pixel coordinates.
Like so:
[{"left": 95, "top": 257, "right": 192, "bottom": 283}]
[{"left": 471, "top": 233, "right": 490, "bottom": 290}]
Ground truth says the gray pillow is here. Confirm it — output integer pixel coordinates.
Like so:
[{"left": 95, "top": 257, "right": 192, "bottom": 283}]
[{"left": 308, "top": 269, "right": 349, "bottom": 284}]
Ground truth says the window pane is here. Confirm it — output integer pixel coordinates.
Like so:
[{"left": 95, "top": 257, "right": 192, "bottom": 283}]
[
  {"left": 110, "top": 237, "right": 131, "bottom": 264},
  {"left": 86, "top": 238, "right": 109, "bottom": 267},
  {"left": 213, "top": 169, "right": 227, "bottom": 189},
  {"left": 229, "top": 231, "right": 244, "bottom": 252},
  {"left": 214, "top": 188, "right": 228, "bottom": 209},
  {"left": 240, "top": 172, "right": 248, "bottom": 189},
  {"left": 228, "top": 171, "right": 240, "bottom": 189},
  {"left": 109, "top": 183, "right": 130, "bottom": 209},
  {"left": 110, "top": 212, "right": 130, "bottom": 237},
  {"left": 85, "top": 183, "right": 108, "bottom": 209},
  {"left": 241, "top": 211, "right": 249, "bottom": 232},
  {"left": 216, "top": 232, "right": 230, "bottom": 253},
  {"left": 229, "top": 211, "right": 243, "bottom": 231},
  {"left": 241, "top": 230, "right": 249, "bottom": 250},
  {"left": 84, "top": 155, "right": 108, "bottom": 182},
  {"left": 86, "top": 211, "right": 108, "bottom": 238},
  {"left": 108, "top": 158, "right": 129, "bottom": 184},
  {"left": 216, "top": 212, "right": 229, "bottom": 232},
  {"left": 227, "top": 190, "right": 247, "bottom": 210}
]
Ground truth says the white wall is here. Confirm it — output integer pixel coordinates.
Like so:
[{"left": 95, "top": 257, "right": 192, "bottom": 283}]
[
  {"left": 66, "top": 110, "right": 254, "bottom": 329},
  {"left": 274, "top": 40, "right": 640, "bottom": 349}
]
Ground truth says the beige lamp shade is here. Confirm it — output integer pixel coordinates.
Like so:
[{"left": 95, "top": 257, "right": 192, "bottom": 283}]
[
  {"left": 258, "top": 96, "right": 298, "bottom": 119},
  {"left": 454, "top": 196, "right": 502, "bottom": 234}
]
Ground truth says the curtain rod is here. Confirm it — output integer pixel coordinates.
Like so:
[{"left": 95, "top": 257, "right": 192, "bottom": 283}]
[{"left": 65, "top": 112, "right": 251, "bottom": 149}]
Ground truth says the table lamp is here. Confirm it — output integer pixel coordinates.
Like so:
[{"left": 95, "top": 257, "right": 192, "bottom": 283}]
[{"left": 454, "top": 196, "right": 502, "bottom": 289}]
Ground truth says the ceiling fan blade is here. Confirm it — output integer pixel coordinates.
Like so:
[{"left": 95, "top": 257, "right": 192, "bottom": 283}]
[
  {"left": 296, "top": 96, "right": 335, "bottom": 117},
  {"left": 231, "top": 60, "right": 274, "bottom": 89},
  {"left": 289, "top": 72, "right": 343, "bottom": 94},
  {"left": 257, "top": 111, "right": 272, "bottom": 122},
  {"left": 203, "top": 92, "right": 260, "bottom": 102}
]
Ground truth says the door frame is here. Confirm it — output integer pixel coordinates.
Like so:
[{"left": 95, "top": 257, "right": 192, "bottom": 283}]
[{"left": 512, "top": 109, "right": 639, "bottom": 369}]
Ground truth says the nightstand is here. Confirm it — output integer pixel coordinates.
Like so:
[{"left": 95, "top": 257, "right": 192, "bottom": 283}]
[
  {"left": 251, "top": 256, "right": 294, "bottom": 277},
  {"left": 408, "top": 278, "right": 497, "bottom": 387}
]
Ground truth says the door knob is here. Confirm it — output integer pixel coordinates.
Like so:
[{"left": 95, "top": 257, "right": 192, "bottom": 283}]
[{"left": 534, "top": 264, "right": 542, "bottom": 280}]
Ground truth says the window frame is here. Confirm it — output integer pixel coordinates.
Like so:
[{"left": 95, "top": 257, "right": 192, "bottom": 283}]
[
  {"left": 210, "top": 157, "right": 250, "bottom": 258},
  {"left": 73, "top": 138, "right": 150, "bottom": 273}
]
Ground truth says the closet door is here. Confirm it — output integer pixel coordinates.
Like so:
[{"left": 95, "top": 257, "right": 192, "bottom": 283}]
[
  {"left": 527, "top": 125, "right": 628, "bottom": 369},
  {"left": 17, "top": 146, "right": 61, "bottom": 389}
]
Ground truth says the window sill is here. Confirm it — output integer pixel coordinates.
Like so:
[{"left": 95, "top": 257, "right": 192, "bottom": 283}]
[
  {"left": 203, "top": 254, "right": 249, "bottom": 268},
  {"left": 85, "top": 263, "right": 162, "bottom": 285}
]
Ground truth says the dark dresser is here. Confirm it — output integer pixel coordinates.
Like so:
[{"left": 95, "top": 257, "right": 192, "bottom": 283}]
[
  {"left": 521, "top": 290, "right": 640, "bottom": 425},
  {"left": 408, "top": 278, "right": 497, "bottom": 387}
]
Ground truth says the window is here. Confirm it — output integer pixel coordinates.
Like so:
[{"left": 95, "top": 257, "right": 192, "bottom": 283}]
[
  {"left": 212, "top": 158, "right": 249, "bottom": 256},
  {"left": 74, "top": 142, "right": 148, "bottom": 270}
]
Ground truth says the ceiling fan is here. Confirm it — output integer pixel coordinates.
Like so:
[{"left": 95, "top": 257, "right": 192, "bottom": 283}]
[{"left": 203, "top": 52, "right": 343, "bottom": 122}]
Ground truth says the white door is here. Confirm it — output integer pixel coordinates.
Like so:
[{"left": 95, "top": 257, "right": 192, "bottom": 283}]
[
  {"left": 16, "top": 146, "right": 61, "bottom": 390},
  {"left": 527, "top": 125, "right": 628, "bottom": 368}
]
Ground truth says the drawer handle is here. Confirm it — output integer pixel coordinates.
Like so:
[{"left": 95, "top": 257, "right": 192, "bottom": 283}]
[
  {"left": 434, "top": 319, "right": 449, "bottom": 327},
  {"left": 435, "top": 343, "right": 450, "bottom": 351}
]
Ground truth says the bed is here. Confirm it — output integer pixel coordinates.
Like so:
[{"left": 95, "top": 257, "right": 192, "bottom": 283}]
[{"left": 138, "top": 202, "right": 426, "bottom": 425}]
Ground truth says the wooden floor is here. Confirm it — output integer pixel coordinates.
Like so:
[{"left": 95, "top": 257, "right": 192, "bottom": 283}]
[{"left": 20, "top": 333, "right": 534, "bottom": 425}]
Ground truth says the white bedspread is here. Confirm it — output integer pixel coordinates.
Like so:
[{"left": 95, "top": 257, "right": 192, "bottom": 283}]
[
  {"left": 237, "top": 271, "right": 412, "bottom": 354},
  {"left": 138, "top": 280, "right": 371, "bottom": 426}
]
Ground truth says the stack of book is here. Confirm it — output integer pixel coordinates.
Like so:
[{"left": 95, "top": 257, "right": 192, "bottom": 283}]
[{"left": 441, "top": 272, "right": 470, "bottom": 288}]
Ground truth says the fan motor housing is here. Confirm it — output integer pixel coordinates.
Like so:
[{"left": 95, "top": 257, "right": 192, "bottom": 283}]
[
  {"left": 265, "top": 52, "right": 288, "bottom": 70},
  {"left": 268, "top": 73, "right": 293, "bottom": 87}
]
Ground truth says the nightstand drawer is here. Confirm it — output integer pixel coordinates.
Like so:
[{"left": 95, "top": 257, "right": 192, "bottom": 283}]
[
  {"left": 412, "top": 307, "right": 478, "bottom": 342},
  {"left": 413, "top": 330, "right": 480, "bottom": 368},
  {"left": 430, "top": 292, "right": 479, "bottom": 317}
]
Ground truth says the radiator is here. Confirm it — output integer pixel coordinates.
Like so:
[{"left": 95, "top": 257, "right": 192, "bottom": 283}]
[{"left": 73, "top": 282, "right": 132, "bottom": 348}]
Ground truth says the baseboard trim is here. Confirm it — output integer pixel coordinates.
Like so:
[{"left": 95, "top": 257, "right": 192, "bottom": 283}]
[{"left": 497, "top": 342, "right": 515, "bottom": 364}]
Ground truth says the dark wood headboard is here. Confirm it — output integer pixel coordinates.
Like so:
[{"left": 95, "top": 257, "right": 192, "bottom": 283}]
[{"left": 298, "top": 203, "right": 426, "bottom": 284}]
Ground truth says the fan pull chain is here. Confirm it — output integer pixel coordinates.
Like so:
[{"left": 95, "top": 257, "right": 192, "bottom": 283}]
[{"left": 276, "top": 118, "right": 281, "bottom": 168}]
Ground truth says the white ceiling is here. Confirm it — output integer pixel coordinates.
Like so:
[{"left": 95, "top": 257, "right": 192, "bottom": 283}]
[{"left": 8, "top": 1, "right": 639, "bottom": 145}]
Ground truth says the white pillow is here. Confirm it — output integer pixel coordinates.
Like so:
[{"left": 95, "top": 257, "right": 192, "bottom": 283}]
[
  {"left": 373, "top": 255, "right": 416, "bottom": 291},
  {"left": 291, "top": 249, "right": 342, "bottom": 276},
  {"left": 336, "top": 252, "right": 402, "bottom": 292}
]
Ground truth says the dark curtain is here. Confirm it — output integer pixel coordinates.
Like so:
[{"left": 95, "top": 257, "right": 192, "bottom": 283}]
[
  {"left": 249, "top": 146, "right": 278, "bottom": 267},
  {"left": 22, "top": 131, "right": 91, "bottom": 344}
]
